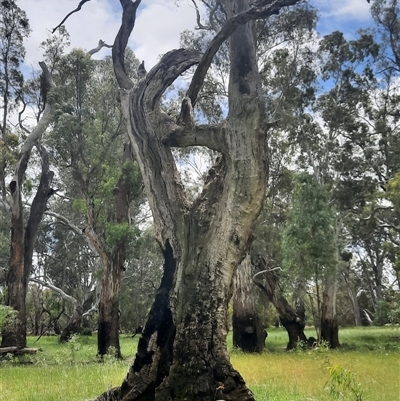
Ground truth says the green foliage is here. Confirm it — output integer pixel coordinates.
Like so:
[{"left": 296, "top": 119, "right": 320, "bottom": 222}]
[
  {"left": 325, "top": 365, "right": 364, "bottom": 401},
  {"left": 105, "top": 223, "right": 140, "bottom": 250},
  {"left": 282, "top": 173, "right": 336, "bottom": 276},
  {"left": 0, "top": 304, "right": 18, "bottom": 333},
  {"left": 0, "top": 0, "right": 30, "bottom": 106},
  {"left": 72, "top": 198, "right": 87, "bottom": 213}
]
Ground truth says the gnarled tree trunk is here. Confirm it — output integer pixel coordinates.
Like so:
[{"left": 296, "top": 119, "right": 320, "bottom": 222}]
[
  {"left": 83, "top": 0, "right": 302, "bottom": 399},
  {"left": 233, "top": 254, "right": 266, "bottom": 353}
]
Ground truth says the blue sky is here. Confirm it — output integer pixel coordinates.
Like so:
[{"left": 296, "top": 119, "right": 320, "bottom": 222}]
[{"left": 17, "top": 0, "right": 375, "bottom": 74}]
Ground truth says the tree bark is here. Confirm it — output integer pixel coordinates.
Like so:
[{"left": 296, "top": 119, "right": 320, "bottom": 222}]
[
  {"left": 232, "top": 255, "right": 266, "bottom": 353},
  {"left": 97, "top": 143, "right": 132, "bottom": 358},
  {"left": 2, "top": 73, "right": 55, "bottom": 348},
  {"left": 253, "top": 256, "right": 307, "bottom": 350},
  {"left": 320, "top": 274, "right": 340, "bottom": 348},
  {"left": 93, "top": 0, "right": 301, "bottom": 399}
]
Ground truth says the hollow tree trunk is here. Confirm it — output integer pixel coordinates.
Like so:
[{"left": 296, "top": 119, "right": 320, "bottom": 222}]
[
  {"left": 254, "top": 257, "right": 307, "bottom": 350},
  {"left": 232, "top": 255, "right": 266, "bottom": 353},
  {"left": 320, "top": 275, "right": 340, "bottom": 348}
]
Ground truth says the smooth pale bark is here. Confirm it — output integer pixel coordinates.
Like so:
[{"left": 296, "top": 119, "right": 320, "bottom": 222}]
[
  {"left": 2, "top": 64, "right": 55, "bottom": 348},
  {"left": 342, "top": 268, "right": 362, "bottom": 326},
  {"left": 320, "top": 274, "right": 340, "bottom": 348},
  {"left": 254, "top": 257, "right": 307, "bottom": 350},
  {"left": 232, "top": 255, "right": 266, "bottom": 353}
]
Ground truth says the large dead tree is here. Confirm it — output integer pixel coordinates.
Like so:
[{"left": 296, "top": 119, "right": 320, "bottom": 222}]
[{"left": 59, "top": 0, "right": 302, "bottom": 399}]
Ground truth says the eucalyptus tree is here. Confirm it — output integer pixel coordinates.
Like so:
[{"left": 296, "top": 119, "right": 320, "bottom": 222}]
[
  {"left": 282, "top": 173, "right": 339, "bottom": 346},
  {"left": 58, "top": 0, "right": 304, "bottom": 399},
  {"left": 47, "top": 48, "right": 143, "bottom": 356},
  {"left": 232, "top": 254, "right": 266, "bottom": 353},
  {"left": 0, "top": 1, "right": 62, "bottom": 348},
  {"left": 31, "top": 217, "right": 98, "bottom": 340},
  {"left": 0, "top": 0, "right": 30, "bottom": 204}
]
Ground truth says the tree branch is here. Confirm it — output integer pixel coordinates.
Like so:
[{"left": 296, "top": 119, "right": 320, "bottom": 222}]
[
  {"left": 112, "top": 0, "right": 142, "bottom": 89},
  {"left": 182, "top": 0, "right": 303, "bottom": 116},
  {"left": 162, "top": 119, "right": 227, "bottom": 152},
  {"left": 87, "top": 40, "right": 113, "bottom": 56},
  {"left": 44, "top": 210, "right": 100, "bottom": 258},
  {"left": 52, "top": 0, "right": 93, "bottom": 33},
  {"left": 30, "top": 277, "right": 78, "bottom": 306}
]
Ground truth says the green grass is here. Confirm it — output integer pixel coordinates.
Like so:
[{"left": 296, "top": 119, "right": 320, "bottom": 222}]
[{"left": 1, "top": 327, "right": 399, "bottom": 401}]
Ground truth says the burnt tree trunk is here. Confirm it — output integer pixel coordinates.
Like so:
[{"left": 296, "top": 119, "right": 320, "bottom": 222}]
[
  {"left": 97, "top": 143, "right": 132, "bottom": 358},
  {"left": 232, "top": 255, "right": 266, "bottom": 353},
  {"left": 254, "top": 257, "right": 307, "bottom": 350},
  {"left": 89, "top": 0, "right": 302, "bottom": 400}
]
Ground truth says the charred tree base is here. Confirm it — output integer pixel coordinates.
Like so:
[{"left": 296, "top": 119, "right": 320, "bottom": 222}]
[
  {"left": 1, "top": 320, "right": 26, "bottom": 348},
  {"left": 232, "top": 314, "right": 266, "bottom": 353},
  {"left": 321, "top": 318, "right": 340, "bottom": 349},
  {"left": 59, "top": 317, "right": 82, "bottom": 343},
  {"left": 97, "top": 321, "right": 122, "bottom": 359},
  {"left": 281, "top": 318, "right": 307, "bottom": 350}
]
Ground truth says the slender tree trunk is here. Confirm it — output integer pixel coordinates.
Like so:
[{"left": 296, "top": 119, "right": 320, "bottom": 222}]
[
  {"left": 232, "top": 255, "right": 266, "bottom": 353},
  {"left": 320, "top": 275, "right": 340, "bottom": 348},
  {"left": 1, "top": 64, "right": 55, "bottom": 348},
  {"left": 97, "top": 254, "right": 123, "bottom": 357},
  {"left": 97, "top": 144, "right": 132, "bottom": 358},
  {"left": 253, "top": 257, "right": 307, "bottom": 350}
]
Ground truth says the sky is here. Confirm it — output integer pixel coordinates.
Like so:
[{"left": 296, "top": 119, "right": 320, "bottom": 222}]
[{"left": 17, "top": 0, "right": 375, "bottom": 75}]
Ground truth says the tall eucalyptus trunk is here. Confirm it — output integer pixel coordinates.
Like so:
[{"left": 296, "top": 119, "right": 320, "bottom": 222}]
[
  {"left": 320, "top": 274, "right": 340, "bottom": 348},
  {"left": 97, "top": 143, "right": 132, "bottom": 358},
  {"left": 232, "top": 255, "right": 266, "bottom": 353}
]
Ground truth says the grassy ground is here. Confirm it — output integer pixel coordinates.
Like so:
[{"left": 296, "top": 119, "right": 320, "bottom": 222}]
[{"left": 1, "top": 326, "right": 399, "bottom": 401}]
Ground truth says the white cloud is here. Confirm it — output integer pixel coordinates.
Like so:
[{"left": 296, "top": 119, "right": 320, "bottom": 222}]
[
  {"left": 132, "top": 1, "right": 197, "bottom": 67},
  {"left": 312, "top": 0, "right": 371, "bottom": 22},
  {"left": 18, "top": 0, "right": 197, "bottom": 72}
]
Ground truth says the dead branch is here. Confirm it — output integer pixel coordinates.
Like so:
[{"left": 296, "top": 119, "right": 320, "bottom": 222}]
[
  {"left": 52, "top": 0, "right": 93, "bottom": 33},
  {"left": 112, "top": 0, "right": 142, "bottom": 90},
  {"left": 180, "top": 0, "right": 303, "bottom": 122},
  {"left": 87, "top": 40, "right": 113, "bottom": 56}
]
